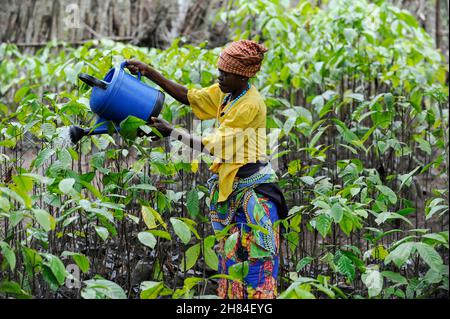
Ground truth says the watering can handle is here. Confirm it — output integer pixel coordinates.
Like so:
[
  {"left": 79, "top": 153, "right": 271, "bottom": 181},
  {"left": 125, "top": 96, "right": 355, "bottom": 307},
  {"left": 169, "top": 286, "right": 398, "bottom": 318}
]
[{"left": 121, "top": 61, "right": 142, "bottom": 81}]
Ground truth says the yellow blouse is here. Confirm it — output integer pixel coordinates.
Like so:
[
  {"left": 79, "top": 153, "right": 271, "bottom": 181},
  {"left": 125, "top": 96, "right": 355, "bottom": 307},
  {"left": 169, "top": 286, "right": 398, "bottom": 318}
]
[{"left": 187, "top": 83, "right": 267, "bottom": 202}]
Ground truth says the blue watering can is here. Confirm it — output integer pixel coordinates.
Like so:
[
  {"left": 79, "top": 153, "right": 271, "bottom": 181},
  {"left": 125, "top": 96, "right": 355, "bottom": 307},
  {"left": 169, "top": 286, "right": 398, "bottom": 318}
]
[{"left": 69, "top": 61, "right": 165, "bottom": 144}]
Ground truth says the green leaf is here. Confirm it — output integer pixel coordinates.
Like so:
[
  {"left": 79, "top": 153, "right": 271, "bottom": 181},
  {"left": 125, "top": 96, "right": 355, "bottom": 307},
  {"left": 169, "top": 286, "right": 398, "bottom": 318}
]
[
  {"left": 21, "top": 173, "right": 54, "bottom": 185},
  {"left": 413, "top": 242, "right": 443, "bottom": 271},
  {"left": 204, "top": 235, "right": 216, "bottom": 249},
  {"left": 384, "top": 93, "right": 394, "bottom": 108},
  {"left": 0, "top": 187, "right": 25, "bottom": 208},
  {"left": 426, "top": 201, "right": 449, "bottom": 220},
  {"left": 140, "top": 281, "right": 168, "bottom": 299},
  {"left": 385, "top": 242, "right": 414, "bottom": 268},
  {"left": 362, "top": 268, "right": 383, "bottom": 298},
  {"left": 375, "top": 212, "right": 413, "bottom": 226},
  {"left": 311, "top": 95, "right": 324, "bottom": 112},
  {"left": 423, "top": 268, "right": 444, "bottom": 284},
  {"left": 371, "top": 245, "right": 389, "bottom": 260},
  {"left": 22, "top": 246, "right": 42, "bottom": 277},
  {"left": 142, "top": 206, "right": 167, "bottom": 229},
  {"left": 229, "top": 261, "right": 249, "bottom": 280},
  {"left": 296, "top": 257, "right": 314, "bottom": 272},
  {"left": 360, "top": 126, "right": 377, "bottom": 143},
  {"left": 333, "top": 119, "right": 361, "bottom": 147},
  {"left": 415, "top": 137, "right": 432, "bottom": 155},
  {"left": 128, "top": 184, "right": 157, "bottom": 192},
  {"left": 375, "top": 185, "right": 397, "bottom": 204},
  {"left": 288, "top": 159, "right": 301, "bottom": 176},
  {"left": 122, "top": 47, "right": 135, "bottom": 59},
  {"left": 344, "top": 92, "right": 364, "bottom": 102},
  {"left": 61, "top": 251, "right": 90, "bottom": 273},
  {"left": 42, "top": 123, "right": 56, "bottom": 139},
  {"left": 149, "top": 230, "right": 172, "bottom": 241},
  {"left": 398, "top": 166, "right": 421, "bottom": 190},
  {"left": 0, "top": 197, "right": 10, "bottom": 212},
  {"left": 283, "top": 117, "right": 296, "bottom": 134},
  {"left": 343, "top": 28, "right": 357, "bottom": 43},
  {"left": 12, "top": 175, "right": 33, "bottom": 192},
  {"left": 309, "top": 127, "right": 326, "bottom": 148},
  {"left": 32, "top": 208, "right": 55, "bottom": 232},
  {"left": 176, "top": 218, "right": 200, "bottom": 240},
  {"left": 170, "top": 218, "right": 191, "bottom": 244},
  {"left": 59, "top": 178, "right": 75, "bottom": 194},
  {"left": 0, "top": 241, "right": 16, "bottom": 271},
  {"left": 396, "top": 208, "right": 416, "bottom": 216},
  {"left": 295, "top": 286, "right": 316, "bottom": 299},
  {"left": 64, "top": 65, "right": 78, "bottom": 84},
  {"left": 330, "top": 203, "right": 343, "bottom": 223},
  {"left": 14, "top": 86, "right": 30, "bottom": 103},
  {"left": 409, "top": 88, "right": 423, "bottom": 111},
  {"left": 138, "top": 232, "right": 157, "bottom": 249},
  {"left": 119, "top": 115, "right": 147, "bottom": 140},
  {"left": 300, "top": 176, "right": 314, "bottom": 185},
  {"left": 33, "top": 148, "right": 55, "bottom": 168},
  {"left": 336, "top": 254, "right": 355, "bottom": 282},
  {"left": 79, "top": 180, "right": 103, "bottom": 199},
  {"left": 186, "top": 189, "right": 200, "bottom": 218},
  {"left": 181, "top": 243, "right": 200, "bottom": 271},
  {"left": 224, "top": 232, "right": 239, "bottom": 256},
  {"left": 381, "top": 271, "right": 408, "bottom": 285},
  {"left": 41, "top": 253, "right": 67, "bottom": 286},
  {"left": 280, "top": 65, "right": 290, "bottom": 81},
  {"left": 339, "top": 214, "right": 353, "bottom": 236},
  {"left": 204, "top": 246, "right": 218, "bottom": 271},
  {"left": 141, "top": 206, "right": 156, "bottom": 229},
  {"left": 10, "top": 177, "right": 33, "bottom": 209},
  {"left": 94, "top": 226, "right": 109, "bottom": 241},
  {"left": 313, "top": 214, "right": 332, "bottom": 238},
  {"left": 397, "top": 11, "right": 419, "bottom": 27},
  {"left": 247, "top": 223, "right": 269, "bottom": 236},
  {"left": 58, "top": 148, "right": 72, "bottom": 167},
  {"left": 0, "top": 280, "right": 32, "bottom": 299},
  {"left": 422, "top": 233, "right": 448, "bottom": 246},
  {"left": 82, "top": 278, "right": 127, "bottom": 299}
]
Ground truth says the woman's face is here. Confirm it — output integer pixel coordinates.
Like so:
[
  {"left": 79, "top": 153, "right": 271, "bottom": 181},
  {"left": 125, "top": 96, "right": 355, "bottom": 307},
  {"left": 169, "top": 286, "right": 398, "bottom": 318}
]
[{"left": 217, "top": 69, "right": 246, "bottom": 93}]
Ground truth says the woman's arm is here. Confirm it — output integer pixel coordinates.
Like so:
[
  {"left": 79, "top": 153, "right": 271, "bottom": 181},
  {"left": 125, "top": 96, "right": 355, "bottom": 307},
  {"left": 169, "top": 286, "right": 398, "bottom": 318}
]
[
  {"left": 126, "top": 60, "right": 189, "bottom": 105},
  {"left": 172, "top": 128, "right": 209, "bottom": 154},
  {"left": 149, "top": 117, "right": 210, "bottom": 155}
]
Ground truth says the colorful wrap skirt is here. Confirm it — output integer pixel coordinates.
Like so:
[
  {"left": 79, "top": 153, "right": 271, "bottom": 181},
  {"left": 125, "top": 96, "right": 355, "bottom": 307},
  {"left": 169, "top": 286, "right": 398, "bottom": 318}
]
[{"left": 217, "top": 194, "right": 280, "bottom": 299}]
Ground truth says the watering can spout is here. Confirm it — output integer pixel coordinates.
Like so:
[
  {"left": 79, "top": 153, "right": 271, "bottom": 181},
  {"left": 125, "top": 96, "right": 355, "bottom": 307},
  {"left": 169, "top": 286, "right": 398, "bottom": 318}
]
[
  {"left": 69, "top": 118, "right": 120, "bottom": 144},
  {"left": 78, "top": 73, "right": 108, "bottom": 90},
  {"left": 69, "top": 126, "right": 90, "bottom": 144}
]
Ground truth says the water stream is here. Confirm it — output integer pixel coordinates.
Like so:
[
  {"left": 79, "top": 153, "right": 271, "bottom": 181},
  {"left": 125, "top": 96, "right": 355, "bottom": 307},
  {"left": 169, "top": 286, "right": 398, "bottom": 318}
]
[{"left": 54, "top": 126, "right": 75, "bottom": 149}]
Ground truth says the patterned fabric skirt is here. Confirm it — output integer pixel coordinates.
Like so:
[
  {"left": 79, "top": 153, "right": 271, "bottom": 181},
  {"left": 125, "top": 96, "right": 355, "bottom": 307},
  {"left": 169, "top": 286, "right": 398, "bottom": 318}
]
[{"left": 217, "top": 194, "right": 280, "bottom": 299}]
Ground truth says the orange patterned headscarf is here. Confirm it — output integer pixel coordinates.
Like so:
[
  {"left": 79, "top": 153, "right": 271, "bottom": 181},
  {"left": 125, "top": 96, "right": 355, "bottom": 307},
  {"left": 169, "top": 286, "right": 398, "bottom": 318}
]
[{"left": 217, "top": 40, "right": 268, "bottom": 78}]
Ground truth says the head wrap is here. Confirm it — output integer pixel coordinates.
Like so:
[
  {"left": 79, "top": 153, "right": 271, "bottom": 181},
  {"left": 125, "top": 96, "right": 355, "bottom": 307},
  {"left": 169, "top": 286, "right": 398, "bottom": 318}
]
[{"left": 217, "top": 40, "right": 268, "bottom": 78}]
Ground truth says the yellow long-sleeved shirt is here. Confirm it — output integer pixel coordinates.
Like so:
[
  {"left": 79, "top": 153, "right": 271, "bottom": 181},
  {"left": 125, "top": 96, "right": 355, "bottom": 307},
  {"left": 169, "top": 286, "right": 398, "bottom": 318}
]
[{"left": 187, "top": 83, "right": 267, "bottom": 202}]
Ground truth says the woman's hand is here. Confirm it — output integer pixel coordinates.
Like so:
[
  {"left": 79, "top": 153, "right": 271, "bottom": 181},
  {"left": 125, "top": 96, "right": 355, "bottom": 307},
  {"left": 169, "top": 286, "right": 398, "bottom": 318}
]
[
  {"left": 149, "top": 117, "right": 173, "bottom": 137},
  {"left": 126, "top": 60, "right": 152, "bottom": 77}
]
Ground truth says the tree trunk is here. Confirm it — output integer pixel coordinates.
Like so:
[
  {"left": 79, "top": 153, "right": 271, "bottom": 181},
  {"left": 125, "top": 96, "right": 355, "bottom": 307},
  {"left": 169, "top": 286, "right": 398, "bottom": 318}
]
[{"left": 0, "top": 0, "right": 220, "bottom": 49}]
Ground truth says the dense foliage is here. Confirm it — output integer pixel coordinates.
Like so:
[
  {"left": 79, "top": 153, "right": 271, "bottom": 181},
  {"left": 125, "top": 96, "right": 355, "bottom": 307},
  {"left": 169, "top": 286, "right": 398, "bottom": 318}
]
[{"left": 0, "top": 0, "right": 448, "bottom": 299}]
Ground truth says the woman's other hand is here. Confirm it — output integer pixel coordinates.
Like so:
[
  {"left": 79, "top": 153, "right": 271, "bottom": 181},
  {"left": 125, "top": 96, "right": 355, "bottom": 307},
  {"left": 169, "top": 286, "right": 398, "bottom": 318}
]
[{"left": 149, "top": 117, "right": 173, "bottom": 137}]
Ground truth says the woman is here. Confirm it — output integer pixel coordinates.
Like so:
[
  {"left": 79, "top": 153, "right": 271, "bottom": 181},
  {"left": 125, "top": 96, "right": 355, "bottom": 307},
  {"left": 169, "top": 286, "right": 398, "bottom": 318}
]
[{"left": 126, "top": 40, "right": 287, "bottom": 299}]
